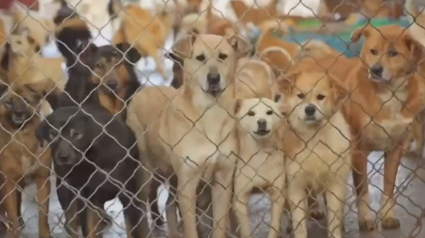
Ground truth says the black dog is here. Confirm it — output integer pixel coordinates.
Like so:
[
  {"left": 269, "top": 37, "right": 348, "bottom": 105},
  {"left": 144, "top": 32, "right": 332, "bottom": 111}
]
[{"left": 36, "top": 105, "right": 151, "bottom": 238}]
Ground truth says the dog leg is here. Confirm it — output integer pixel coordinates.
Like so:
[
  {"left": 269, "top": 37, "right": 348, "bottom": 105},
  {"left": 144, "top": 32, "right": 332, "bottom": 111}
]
[
  {"left": 166, "top": 188, "right": 182, "bottom": 238},
  {"left": 149, "top": 177, "right": 164, "bottom": 227},
  {"left": 178, "top": 171, "right": 201, "bottom": 238},
  {"left": 2, "top": 180, "right": 21, "bottom": 238},
  {"left": 57, "top": 178, "right": 79, "bottom": 238},
  {"left": 380, "top": 147, "right": 402, "bottom": 229},
  {"left": 411, "top": 118, "right": 424, "bottom": 156},
  {"left": 325, "top": 180, "right": 347, "bottom": 238},
  {"left": 212, "top": 168, "right": 234, "bottom": 238},
  {"left": 307, "top": 190, "right": 325, "bottom": 220},
  {"left": 288, "top": 181, "right": 308, "bottom": 238},
  {"left": 267, "top": 180, "right": 285, "bottom": 238},
  {"left": 352, "top": 148, "right": 376, "bottom": 231},
  {"left": 197, "top": 184, "right": 213, "bottom": 238},
  {"left": 232, "top": 188, "right": 251, "bottom": 238},
  {"left": 35, "top": 175, "right": 52, "bottom": 238},
  {"left": 87, "top": 204, "right": 102, "bottom": 238}
]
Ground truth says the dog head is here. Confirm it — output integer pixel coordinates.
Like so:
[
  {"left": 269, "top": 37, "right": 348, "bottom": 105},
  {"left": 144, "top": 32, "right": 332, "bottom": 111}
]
[
  {"left": 0, "top": 84, "right": 43, "bottom": 128},
  {"left": 8, "top": 30, "right": 41, "bottom": 56},
  {"left": 234, "top": 97, "right": 282, "bottom": 140},
  {"left": 36, "top": 107, "right": 100, "bottom": 165},
  {"left": 91, "top": 43, "right": 141, "bottom": 94},
  {"left": 352, "top": 25, "right": 424, "bottom": 84},
  {"left": 278, "top": 70, "right": 347, "bottom": 127},
  {"left": 173, "top": 33, "right": 251, "bottom": 97}
]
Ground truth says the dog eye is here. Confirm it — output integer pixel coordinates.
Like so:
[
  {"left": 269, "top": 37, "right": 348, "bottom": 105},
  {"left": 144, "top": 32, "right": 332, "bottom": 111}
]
[
  {"left": 266, "top": 110, "right": 273, "bottom": 115},
  {"left": 317, "top": 94, "right": 325, "bottom": 100},
  {"left": 247, "top": 111, "right": 255, "bottom": 116},
  {"left": 73, "top": 131, "right": 83, "bottom": 139},
  {"left": 388, "top": 50, "right": 398, "bottom": 57},
  {"left": 50, "top": 130, "right": 58, "bottom": 138},
  {"left": 4, "top": 98, "right": 12, "bottom": 107},
  {"left": 297, "top": 93, "right": 305, "bottom": 99},
  {"left": 218, "top": 53, "right": 228, "bottom": 60},
  {"left": 95, "top": 62, "right": 103, "bottom": 68},
  {"left": 196, "top": 54, "right": 206, "bottom": 62},
  {"left": 370, "top": 49, "right": 378, "bottom": 55}
]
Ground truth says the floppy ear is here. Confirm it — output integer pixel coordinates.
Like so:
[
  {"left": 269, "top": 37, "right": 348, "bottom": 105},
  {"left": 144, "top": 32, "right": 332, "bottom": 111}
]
[
  {"left": 225, "top": 33, "right": 251, "bottom": 58},
  {"left": 115, "top": 43, "right": 142, "bottom": 64},
  {"left": 329, "top": 77, "right": 348, "bottom": 104},
  {"left": 403, "top": 34, "right": 424, "bottom": 63},
  {"left": 351, "top": 26, "right": 372, "bottom": 43},
  {"left": 25, "top": 84, "right": 44, "bottom": 101},
  {"left": 173, "top": 33, "right": 197, "bottom": 58},
  {"left": 36, "top": 120, "right": 49, "bottom": 144}
]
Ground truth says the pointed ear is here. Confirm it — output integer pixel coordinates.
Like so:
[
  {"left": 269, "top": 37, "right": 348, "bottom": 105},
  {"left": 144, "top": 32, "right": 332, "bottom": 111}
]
[
  {"left": 225, "top": 33, "right": 251, "bottom": 58},
  {"left": 351, "top": 25, "right": 372, "bottom": 43},
  {"left": 115, "top": 43, "right": 142, "bottom": 64},
  {"left": 329, "top": 76, "right": 348, "bottom": 104},
  {"left": 173, "top": 33, "right": 197, "bottom": 58},
  {"left": 277, "top": 70, "right": 300, "bottom": 94}
]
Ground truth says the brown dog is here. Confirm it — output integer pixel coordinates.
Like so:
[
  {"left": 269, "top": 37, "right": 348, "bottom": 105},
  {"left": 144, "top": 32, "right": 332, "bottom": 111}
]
[
  {"left": 340, "top": 25, "right": 425, "bottom": 230},
  {"left": 230, "top": 0, "right": 281, "bottom": 26},
  {"left": 0, "top": 83, "right": 52, "bottom": 238}
]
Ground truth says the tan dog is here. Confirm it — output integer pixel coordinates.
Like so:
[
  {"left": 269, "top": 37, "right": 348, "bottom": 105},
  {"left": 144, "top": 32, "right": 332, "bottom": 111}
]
[
  {"left": 111, "top": 2, "right": 175, "bottom": 79},
  {"left": 233, "top": 97, "right": 285, "bottom": 238},
  {"left": 279, "top": 70, "right": 351, "bottom": 238},
  {"left": 230, "top": 0, "right": 281, "bottom": 27},
  {"left": 127, "top": 33, "right": 250, "bottom": 238},
  {"left": 341, "top": 25, "right": 425, "bottom": 230},
  {"left": 0, "top": 83, "right": 53, "bottom": 238}
]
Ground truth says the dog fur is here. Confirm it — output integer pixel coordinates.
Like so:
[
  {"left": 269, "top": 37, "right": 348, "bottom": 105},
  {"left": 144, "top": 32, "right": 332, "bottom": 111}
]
[
  {"left": 126, "top": 33, "right": 250, "bottom": 238},
  {"left": 36, "top": 105, "right": 152, "bottom": 238},
  {"left": 232, "top": 97, "right": 285, "bottom": 238},
  {"left": 230, "top": 0, "right": 281, "bottom": 27},
  {"left": 340, "top": 25, "right": 425, "bottom": 230},
  {"left": 0, "top": 83, "right": 53, "bottom": 238},
  {"left": 278, "top": 70, "right": 351, "bottom": 238},
  {"left": 110, "top": 1, "right": 174, "bottom": 79}
]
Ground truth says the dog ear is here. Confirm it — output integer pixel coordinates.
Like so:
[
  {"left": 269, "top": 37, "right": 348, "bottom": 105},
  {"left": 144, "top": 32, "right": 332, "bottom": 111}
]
[
  {"left": 25, "top": 83, "right": 44, "bottom": 101},
  {"left": 173, "top": 33, "right": 197, "bottom": 58},
  {"left": 351, "top": 26, "right": 372, "bottom": 43},
  {"left": 225, "top": 33, "right": 251, "bottom": 58},
  {"left": 329, "top": 77, "right": 348, "bottom": 105},
  {"left": 115, "top": 43, "right": 142, "bottom": 64},
  {"left": 276, "top": 70, "right": 300, "bottom": 95},
  {"left": 234, "top": 98, "right": 243, "bottom": 115},
  {"left": 36, "top": 120, "right": 49, "bottom": 145},
  {"left": 403, "top": 34, "right": 424, "bottom": 63}
]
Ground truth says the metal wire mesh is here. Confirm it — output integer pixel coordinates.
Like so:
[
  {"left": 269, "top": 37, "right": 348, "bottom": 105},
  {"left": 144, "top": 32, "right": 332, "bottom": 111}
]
[{"left": 0, "top": 0, "right": 425, "bottom": 238}]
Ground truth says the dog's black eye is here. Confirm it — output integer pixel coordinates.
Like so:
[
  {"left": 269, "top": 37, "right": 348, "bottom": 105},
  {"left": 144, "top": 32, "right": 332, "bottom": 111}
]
[
  {"left": 274, "top": 94, "right": 281, "bottom": 102},
  {"left": 73, "top": 131, "right": 83, "bottom": 139},
  {"left": 297, "top": 93, "right": 305, "bottom": 99},
  {"left": 317, "top": 94, "right": 325, "bottom": 100},
  {"left": 4, "top": 98, "right": 12, "bottom": 108},
  {"left": 218, "top": 53, "right": 228, "bottom": 61},
  {"left": 388, "top": 50, "right": 398, "bottom": 57},
  {"left": 370, "top": 49, "right": 378, "bottom": 55},
  {"left": 196, "top": 54, "right": 206, "bottom": 62},
  {"left": 266, "top": 110, "right": 273, "bottom": 115},
  {"left": 247, "top": 111, "right": 255, "bottom": 116},
  {"left": 50, "top": 130, "right": 58, "bottom": 138},
  {"left": 95, "top": 62, "right": 103, "bottom": 68}
]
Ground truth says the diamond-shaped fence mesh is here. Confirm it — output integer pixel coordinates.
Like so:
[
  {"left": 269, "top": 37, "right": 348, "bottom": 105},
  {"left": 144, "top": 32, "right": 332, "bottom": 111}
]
[{"left": 0, "top": 0, "right": 425, "bottom": 237}]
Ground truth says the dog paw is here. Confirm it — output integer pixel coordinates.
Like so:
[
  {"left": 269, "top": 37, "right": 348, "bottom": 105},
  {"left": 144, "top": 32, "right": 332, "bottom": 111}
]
[
  {"left": 358, "top": 219, "right": 377, "bottom": 231},
  {"left": 381, "top": 217, "right": 400, "bottom": 229},
  {"left": 309, "top": 209, "right": 325, "bottom": 220}
]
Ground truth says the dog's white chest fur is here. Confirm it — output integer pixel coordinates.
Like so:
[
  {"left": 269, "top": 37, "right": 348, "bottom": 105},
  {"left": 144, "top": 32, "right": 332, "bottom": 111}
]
[{"left": 364, "top": 87, "right": 412, "bottom": 149}]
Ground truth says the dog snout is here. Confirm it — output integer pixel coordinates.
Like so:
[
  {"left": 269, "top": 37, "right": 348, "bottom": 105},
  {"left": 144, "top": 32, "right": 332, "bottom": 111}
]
[
  {"left": 257, "top": 119, "right": 267, "bottom": 130},
  {"left": 207, "top": 72, "right": 220, "bottom": 85},
  {"left": 55, "top": 151, "right": 70, "bottom": 162},
  {"left": 371, "top": 65, "right": 383, "bottom": 78},
  {"left": 106, "top": 80, "right": 119, "bottom": 90},
  {"left": 305, "top": 104, "right": 316, "bottom": 116}
]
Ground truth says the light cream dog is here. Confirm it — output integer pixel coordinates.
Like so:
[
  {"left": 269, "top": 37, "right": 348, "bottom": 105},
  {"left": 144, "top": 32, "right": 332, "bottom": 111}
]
[
  {"left": 126, "top": 33, "right": 250, "bottom": 238},
  {"left": 279, "top": 70, "right": 351, "bottom": 238},
  {"left": 232, "top": 97, "right": 285, "bottom": 238}
]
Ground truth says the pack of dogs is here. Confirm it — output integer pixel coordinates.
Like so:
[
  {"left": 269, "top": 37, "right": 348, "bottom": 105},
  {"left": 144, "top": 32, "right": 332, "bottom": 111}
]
[{"left": 0, "top": 0, "right": 424, "bottom": 238}]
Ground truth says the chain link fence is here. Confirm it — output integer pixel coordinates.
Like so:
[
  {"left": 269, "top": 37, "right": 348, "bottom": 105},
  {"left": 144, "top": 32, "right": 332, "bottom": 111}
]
[{"left": 0, "top": 0, "right": 425, "bottom": 237}]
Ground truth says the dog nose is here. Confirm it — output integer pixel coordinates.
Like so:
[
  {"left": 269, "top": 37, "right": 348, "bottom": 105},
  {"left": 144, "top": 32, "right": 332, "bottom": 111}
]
[
  {"left": 371, "top": 65, "right": 383, "bottom": 78},
  {"left": 57, "top": 152, "right": 69, "bottom": 161},
  {"left": 106, "top": 81, "right": 118, "bottom": 90},
  {"left": 257, "top": 119, "right": 267, "bottom": 130},
  {"left": 207, "top": 73, "right": 220, "bottom": 85},
  {"left": 305, "top": 105, "right": 316, "bottom": 116}
]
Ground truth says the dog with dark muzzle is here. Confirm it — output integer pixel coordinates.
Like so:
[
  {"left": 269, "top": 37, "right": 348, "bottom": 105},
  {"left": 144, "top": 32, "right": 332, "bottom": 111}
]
[{"left": 36, "top": 105, "right": 152, "bottom": 238}]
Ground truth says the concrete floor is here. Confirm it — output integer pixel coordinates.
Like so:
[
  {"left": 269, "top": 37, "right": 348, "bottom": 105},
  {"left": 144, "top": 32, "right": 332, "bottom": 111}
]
[{"left": 2, "top": 0, "right": 425, "bottom": 237}]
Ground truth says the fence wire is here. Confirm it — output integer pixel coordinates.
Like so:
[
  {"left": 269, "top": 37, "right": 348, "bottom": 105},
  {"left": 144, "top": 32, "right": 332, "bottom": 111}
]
[{"left": 0, "top": 0, "right": 425, "bottom": 238}]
